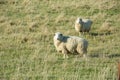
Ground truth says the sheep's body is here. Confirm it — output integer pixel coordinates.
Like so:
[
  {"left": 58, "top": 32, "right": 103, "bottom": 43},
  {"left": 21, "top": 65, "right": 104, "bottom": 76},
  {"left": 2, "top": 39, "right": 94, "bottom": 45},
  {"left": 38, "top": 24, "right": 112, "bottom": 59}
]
[
  {"left": 75, "top": 18, "right": 93, "bottom": 35},
  {"left": 53, "top": 32, "right": 88, "bottom": 58}
]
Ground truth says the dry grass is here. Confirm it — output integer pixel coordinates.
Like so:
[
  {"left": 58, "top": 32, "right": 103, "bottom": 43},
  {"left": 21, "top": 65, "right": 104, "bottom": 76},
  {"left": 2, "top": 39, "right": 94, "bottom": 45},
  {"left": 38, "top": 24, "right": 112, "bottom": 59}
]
[{"left": 0, "top": 0, "right": 120, "bottom": 80}]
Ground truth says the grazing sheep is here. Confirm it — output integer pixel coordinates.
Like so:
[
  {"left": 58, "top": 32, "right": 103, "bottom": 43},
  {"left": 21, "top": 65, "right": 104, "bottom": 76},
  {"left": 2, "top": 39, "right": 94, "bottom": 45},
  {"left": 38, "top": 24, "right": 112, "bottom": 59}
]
[
  {"left": 53, "top": 32, "right": 88, "bottom": 58},
  {"left": 75, "top": 17, "right": 93, "bottom": 35}
]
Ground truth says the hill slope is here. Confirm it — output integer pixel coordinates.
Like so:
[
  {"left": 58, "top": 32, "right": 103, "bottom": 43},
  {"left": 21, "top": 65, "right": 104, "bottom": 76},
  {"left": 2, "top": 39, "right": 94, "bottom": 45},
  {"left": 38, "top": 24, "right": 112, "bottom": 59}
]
[{"left": 0, "top": 0, "right": 120, "bottom": 80}]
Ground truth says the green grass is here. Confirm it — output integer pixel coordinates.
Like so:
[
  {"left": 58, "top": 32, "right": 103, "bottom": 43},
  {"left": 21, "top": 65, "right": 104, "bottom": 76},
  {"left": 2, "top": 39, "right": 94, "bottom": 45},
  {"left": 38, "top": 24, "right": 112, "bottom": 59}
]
[{"left": 0, "top": 0, "right": 120, "bottom": 80}]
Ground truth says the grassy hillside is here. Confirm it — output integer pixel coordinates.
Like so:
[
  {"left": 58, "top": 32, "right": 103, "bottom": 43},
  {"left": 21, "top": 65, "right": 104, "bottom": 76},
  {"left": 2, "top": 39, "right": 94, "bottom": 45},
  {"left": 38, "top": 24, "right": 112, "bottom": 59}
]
[{"left": 0, "top": 0, "right": 120, "bottom": 80}]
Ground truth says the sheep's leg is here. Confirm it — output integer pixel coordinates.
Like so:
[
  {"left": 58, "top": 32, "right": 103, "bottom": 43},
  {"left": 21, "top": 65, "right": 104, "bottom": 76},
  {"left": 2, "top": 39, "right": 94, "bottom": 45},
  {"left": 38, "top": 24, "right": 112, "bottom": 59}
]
[
  {"left": 81, "top": 49, "right": 87, "bottom": 58},
  {"left": 83, "top": 54, "right": 89, "bottom": 61},
  {"left": 79, "top": 32, "right": 80, "bottom": 36},
  {"left": 79, "top": 31, "right": 85, "bottom": 37},
  {"left": 62, "top": 49, "right": 68, "bottom": 58},
  {"left": 79, "top": 32, "right": 81, "bottom": 36},
  {"left": 76, "top": 44, "right": 82, "bottom": 55},
  {"left": 76, "top": 44, "right": 87, "bottom": 58},
  {"left": 63, "top": 54, "right": 68, "bottom": 58},
  {"left": 83, "top": 32, "right": 85, "bottom": 35},
  {"left": 83, "top": 54, "right": 87, "bottom": 58}
]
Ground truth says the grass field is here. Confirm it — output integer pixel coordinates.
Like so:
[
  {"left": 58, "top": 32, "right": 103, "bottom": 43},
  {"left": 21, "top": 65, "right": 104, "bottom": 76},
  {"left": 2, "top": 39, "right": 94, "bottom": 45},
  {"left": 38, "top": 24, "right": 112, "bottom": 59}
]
[{"left": 0, "top": 0, "right": 120, "bottom": 80}]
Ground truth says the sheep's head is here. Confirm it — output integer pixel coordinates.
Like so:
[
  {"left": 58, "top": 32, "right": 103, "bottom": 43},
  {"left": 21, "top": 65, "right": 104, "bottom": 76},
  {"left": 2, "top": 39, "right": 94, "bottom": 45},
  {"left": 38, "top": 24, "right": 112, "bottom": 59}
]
[
  {"left": 76, "top": 18, "right": 82, "bottom": 24},
  {"left": 54, "top": 32, "right": 63, "bottom": 41}
]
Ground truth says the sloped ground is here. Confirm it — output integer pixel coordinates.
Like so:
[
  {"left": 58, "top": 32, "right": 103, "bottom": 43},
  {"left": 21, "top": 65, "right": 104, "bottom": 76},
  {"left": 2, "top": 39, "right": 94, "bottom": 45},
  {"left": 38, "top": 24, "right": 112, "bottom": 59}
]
[{"left": 0, "top": 0, "right": 120, "bottom": 80}]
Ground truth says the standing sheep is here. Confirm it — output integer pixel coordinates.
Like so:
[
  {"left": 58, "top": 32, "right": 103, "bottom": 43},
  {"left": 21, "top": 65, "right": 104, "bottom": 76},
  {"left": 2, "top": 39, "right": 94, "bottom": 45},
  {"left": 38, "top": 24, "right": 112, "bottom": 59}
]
[
  {"left": 53, "top": 32, "right": 88, "bottom": 58},
  {"left": 75, "top": 17, "right": 93, "bottom": 35}
]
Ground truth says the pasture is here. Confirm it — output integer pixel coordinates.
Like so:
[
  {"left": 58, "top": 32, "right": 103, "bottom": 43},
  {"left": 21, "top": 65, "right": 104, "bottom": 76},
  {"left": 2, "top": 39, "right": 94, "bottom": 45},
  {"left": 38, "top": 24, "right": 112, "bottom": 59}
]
[{"left": 0, "top": 0, "right": 120, "bottom": 80}]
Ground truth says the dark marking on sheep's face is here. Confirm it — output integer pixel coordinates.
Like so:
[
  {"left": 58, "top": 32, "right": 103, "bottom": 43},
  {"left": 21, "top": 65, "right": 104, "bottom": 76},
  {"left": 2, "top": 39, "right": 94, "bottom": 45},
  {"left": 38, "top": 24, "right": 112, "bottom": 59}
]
[
  {"left": 57, "top": 34, "right": 63, "bottom": 41},
  {"left": 54, "top": 32, "right": 63, "bottom": 41},
  {"left": 59, "top": 33, "right": 63, "bottom": 36},
  {"left": 79, "top": 18, "right": 82, "bottom": 23}
]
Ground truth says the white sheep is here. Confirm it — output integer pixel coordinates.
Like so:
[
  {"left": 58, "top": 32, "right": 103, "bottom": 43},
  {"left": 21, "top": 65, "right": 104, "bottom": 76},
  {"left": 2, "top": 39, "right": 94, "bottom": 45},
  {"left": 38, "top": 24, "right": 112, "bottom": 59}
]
[
  {"left": 75, "top": 17, "right": 93, "bottom": 35},
  {"left": 53, "top": 32, "right": 88, "bottom": 58}
]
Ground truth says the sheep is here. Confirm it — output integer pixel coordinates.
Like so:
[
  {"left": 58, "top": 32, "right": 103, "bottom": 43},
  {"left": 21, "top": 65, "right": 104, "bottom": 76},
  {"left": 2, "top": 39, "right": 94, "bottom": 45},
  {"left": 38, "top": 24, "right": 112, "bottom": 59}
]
[
  {"left": 53, "top": 32, "right": 88, "bottom": 58},
  {"left": 75, "top": 17, "right": 93, "bottom": 35}
]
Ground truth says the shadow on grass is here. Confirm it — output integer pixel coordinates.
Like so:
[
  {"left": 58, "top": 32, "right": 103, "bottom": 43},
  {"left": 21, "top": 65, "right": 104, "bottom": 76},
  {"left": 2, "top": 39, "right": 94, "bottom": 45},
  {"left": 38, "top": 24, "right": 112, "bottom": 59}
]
[
  {"left": 89, "top": 53, "right": 120, "bottom": 58},
  {"left": 89, "top": 54, "right": 99, "bottom": 58},
  {"left": 89, "top": 32, "right": 111, "bottom": 36},
  {"left": 89, "top": 53, "right": 104, "bottom": 58},
  {"left": 107, "top": 54, "right": 120, "bottom": 58}
]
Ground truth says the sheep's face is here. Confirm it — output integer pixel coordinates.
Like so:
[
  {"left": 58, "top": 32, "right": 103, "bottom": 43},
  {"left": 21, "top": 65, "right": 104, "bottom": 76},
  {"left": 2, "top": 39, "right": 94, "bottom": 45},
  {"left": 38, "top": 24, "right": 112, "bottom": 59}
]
[
  {"left": 76, "top": 18, "right": 82, "bottom": 24},
  {"left": 54, "top": 32, "right": 63, "bottom": 41}
]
